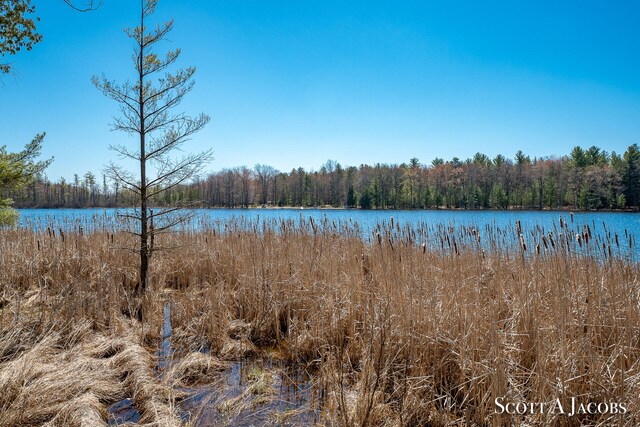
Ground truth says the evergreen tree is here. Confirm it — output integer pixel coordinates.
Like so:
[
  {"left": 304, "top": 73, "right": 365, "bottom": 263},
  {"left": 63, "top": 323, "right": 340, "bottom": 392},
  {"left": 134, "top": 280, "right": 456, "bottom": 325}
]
[
  {"left": 93, "top": 0, "right": 211, "bottom": 297},
  {"left": 0, "top": 133, "right": 51, "bottom": 224},
  {"left": 622, "top": 144, "right": 640, "bottom": 207}
]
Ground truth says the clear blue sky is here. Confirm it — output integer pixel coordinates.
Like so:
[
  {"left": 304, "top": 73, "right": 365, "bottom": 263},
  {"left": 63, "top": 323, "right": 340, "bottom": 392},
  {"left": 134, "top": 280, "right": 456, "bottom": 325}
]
[{"left": 3, "top": 0, "right": 640, "bottom": 181}]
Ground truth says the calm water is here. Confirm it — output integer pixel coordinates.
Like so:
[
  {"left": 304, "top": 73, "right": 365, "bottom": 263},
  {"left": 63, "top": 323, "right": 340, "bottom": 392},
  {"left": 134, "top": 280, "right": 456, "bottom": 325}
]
[{"left": 16, "top": 208, "right": 640, "bottom": 257}]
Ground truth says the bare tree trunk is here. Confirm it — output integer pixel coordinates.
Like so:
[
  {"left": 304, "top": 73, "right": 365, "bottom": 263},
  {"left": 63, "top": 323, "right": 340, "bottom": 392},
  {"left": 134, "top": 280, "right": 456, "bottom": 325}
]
[
  {"left": 138, "top": 0, "right": 148, "bottom": 297},
  {"left": 538, "top": 175, "right": 543, "bottom": 210}
]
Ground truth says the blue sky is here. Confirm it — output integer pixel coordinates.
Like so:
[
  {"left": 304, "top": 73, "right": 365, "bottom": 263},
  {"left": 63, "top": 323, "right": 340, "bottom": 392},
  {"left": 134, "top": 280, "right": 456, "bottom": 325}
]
[{"left": 2, "top": 0, "right": 640, "bottom": 180}]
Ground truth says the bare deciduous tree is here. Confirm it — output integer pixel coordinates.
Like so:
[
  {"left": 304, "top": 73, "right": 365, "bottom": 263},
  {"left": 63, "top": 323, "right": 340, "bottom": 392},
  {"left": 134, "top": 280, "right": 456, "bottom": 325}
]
[
  {"left": 93, "top": 0, "right": 211, "bottom": 297},
  {"left": 62, "top": 0, "right": 101, "bottom": 12},
  {"left": 254, "top": 164, "right": 277, "bottom": 206}
]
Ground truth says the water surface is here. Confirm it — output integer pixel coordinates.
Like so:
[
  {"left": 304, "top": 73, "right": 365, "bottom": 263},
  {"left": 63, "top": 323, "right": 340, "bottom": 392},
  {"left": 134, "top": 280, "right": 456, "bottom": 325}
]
[{"left": 16, "top": 208, "right": 639, "bottom": 257}]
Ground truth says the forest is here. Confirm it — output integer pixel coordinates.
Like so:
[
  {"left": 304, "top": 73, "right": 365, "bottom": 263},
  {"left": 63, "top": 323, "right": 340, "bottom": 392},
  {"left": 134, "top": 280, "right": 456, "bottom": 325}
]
[
  {"left": 11, "top": 143, "right": 640, "bottom": 210},
  {"left": 3, "top": 0, "right": 640, "bottom": 425}
]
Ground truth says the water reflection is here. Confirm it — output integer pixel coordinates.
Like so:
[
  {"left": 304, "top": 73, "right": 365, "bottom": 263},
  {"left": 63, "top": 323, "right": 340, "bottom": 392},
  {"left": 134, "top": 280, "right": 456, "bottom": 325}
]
[{"left": 179, "top": 356, "right": 323, "bottom": 426}]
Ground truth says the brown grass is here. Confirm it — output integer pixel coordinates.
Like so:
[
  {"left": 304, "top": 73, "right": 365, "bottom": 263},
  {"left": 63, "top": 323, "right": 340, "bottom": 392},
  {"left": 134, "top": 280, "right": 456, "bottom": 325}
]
[
  {"left": 0, "top": 216, "right": 638, "bottom": 426},
  {"left": 0, "top": 317, "right": 180, "bottom": 426}
]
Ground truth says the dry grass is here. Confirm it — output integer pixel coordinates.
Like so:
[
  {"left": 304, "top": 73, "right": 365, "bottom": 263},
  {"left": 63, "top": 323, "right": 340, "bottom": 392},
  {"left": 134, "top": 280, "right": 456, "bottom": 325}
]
[
  {"left": 0, "top": 316, "right": 180, "bottom": 426},
  {"left": 0, "top": 215, "right": 638, "bottom": 426}
]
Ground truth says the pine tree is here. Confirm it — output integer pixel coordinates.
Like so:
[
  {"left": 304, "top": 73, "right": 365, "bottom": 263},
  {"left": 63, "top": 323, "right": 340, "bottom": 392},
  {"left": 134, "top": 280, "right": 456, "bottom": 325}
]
[
  {"left": 93, "top": 0, "right": 211, "bottom": 297},
  {"left": 0, "top": 133, "right": 51, "bottom": 224}
]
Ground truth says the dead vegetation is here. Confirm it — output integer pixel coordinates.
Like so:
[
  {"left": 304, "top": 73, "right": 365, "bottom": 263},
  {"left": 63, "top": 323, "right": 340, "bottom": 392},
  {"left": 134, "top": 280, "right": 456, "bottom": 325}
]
[
  {"left": 0, "top": 215, "right": 638, "bottom": 426},
  {"left": 0, "top": 317, "right": 180, "bottom": 426}
]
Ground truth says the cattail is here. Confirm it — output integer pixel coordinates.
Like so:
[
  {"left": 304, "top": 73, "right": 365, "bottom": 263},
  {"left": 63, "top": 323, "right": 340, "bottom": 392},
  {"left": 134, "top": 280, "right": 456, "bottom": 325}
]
[
  {"left": 536, "top": 243, "right": 540, "bottom": 254},
  {"left": 376, "top": 232, "right": 382, "bottom": 245},
  {"left": 388, "top": 237, "right": 394, "bottom": 251},
  {"left": 422, "top": 243, "right": 426, "bottom": 254},
  {"left": 361, "top": 253, "right": 370, "bottom": 277},
  {"left": 516, "top": 220, "right": 522, "bottom": 235},
  {"left": 615, "top": 233, "right": 619, "bottom": 247},
  {"left": 520, "top": 235, "right": 527, "bottom": 252},
  {"left": 576, "top": 233, "right": 582, "bottom": 248},
  {"left": 560, "top": 217, "right": 564, "bottom": 228},
  {"left": 542, "top": 235, "right": 548, "bottom": 250},
  {"left": 570, "top": 212, "right": 574, "bottom": 223}
]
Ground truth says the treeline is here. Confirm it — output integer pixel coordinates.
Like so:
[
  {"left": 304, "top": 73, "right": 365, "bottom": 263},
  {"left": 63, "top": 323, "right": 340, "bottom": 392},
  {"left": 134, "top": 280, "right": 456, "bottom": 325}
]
[{"left": 9, "top": 144, "right": 640, "bottom": 210}]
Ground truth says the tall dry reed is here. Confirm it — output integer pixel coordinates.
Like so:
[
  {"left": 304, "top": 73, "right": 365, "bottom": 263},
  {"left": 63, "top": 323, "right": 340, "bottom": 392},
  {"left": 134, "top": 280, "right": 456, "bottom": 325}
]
[{"left": 0, "top": 215, "right": 638, "bottom": 426}]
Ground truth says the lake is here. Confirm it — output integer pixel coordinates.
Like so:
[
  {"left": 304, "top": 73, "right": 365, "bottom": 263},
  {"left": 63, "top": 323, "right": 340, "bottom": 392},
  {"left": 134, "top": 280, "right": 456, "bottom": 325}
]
[{"left": 16, "top": 208, "right": 639, "bottom": 258}]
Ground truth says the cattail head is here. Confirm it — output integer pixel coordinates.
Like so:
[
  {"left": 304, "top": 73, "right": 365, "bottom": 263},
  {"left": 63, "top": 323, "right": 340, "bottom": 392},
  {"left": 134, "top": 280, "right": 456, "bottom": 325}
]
[{"left": 361, "top": 253, "right": 370, "bottom": 277}]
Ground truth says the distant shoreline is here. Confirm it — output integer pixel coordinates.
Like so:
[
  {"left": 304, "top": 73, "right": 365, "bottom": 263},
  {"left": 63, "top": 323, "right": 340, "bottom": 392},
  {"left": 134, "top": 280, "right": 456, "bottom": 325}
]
[{"left": 15, "top": 205, "right": 639, "bottom": 213}]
